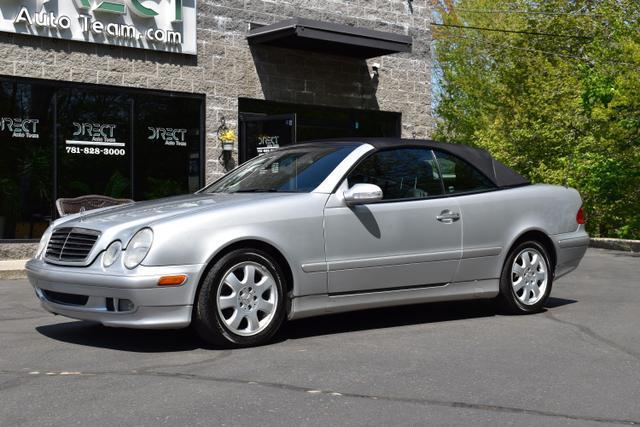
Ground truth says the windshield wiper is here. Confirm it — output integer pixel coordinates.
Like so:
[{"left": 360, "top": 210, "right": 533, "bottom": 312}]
[{"left": 234, "top": 188, "right": 282, "bottom": 193}]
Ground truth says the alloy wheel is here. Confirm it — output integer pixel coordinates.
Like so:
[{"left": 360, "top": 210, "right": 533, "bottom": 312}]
[
  {"left": 216, "top": 261, "right": 278, "bottom": 336},
  {"left": 511, "top": 248, "right": 548, "bottom": 305}
]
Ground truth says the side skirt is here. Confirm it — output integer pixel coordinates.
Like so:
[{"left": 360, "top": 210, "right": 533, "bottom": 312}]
[{"left": 288, "top": 279, "right": 499, "bottom": 320}]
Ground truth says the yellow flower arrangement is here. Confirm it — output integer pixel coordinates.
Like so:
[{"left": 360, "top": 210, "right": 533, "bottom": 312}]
[{"left": 219, "top": 128, "right": 236, "bottom": 143}]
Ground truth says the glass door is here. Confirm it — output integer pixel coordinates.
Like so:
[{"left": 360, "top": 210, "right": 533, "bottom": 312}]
[{"left": 239, "top": 113, "right": 296, "bottom": 163}]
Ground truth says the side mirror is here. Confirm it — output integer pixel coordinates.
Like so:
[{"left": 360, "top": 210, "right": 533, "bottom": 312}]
[{"left": 343, "top": 183, "right": 383, "bottom": 206}]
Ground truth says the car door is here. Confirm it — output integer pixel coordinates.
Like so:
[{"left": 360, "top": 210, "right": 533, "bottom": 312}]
[
  {"left": 432, "top": 149, "right": 503, "bottom": 283},
  {"left": 323, "top": 147, "right": 462, "bottom": 294}
]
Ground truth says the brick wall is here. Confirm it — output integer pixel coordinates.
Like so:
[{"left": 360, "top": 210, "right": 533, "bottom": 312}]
[{"left": 0, "top": 0, "right": 433, "bottom": 185}]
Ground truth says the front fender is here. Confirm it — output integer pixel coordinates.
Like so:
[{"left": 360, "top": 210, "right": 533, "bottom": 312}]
[{"left": 141, "top": 193, "right": 330, "bottom": 297}]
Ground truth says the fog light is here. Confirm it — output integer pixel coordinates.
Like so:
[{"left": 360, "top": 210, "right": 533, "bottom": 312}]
[{"left": 117, "top": 299, "right": 135, "bottom": 312}]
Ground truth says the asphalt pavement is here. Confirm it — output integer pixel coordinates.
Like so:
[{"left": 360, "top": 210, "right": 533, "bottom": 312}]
[{"left": 0, "top": 248, "right": 638, "bottom": 426}]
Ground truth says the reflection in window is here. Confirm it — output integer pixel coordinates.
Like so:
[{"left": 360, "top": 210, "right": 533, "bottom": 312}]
[
  {"left": 348, "top": 148, "right": 443, "bottom": 200},
  {"left": 204, "top": 146, "right": 356, "bottom": 193},
  {"left": 134, "top": 96, "right": 202, "bottom": 199},
  {"left": 0, "top": 81, "right": 54, "bottom": 239},
  {"left": 434, "top": 151, "right": 495, "bottom": 194},
  {"left": 56, "top": 89, "right": 132, "bottom": 200}
]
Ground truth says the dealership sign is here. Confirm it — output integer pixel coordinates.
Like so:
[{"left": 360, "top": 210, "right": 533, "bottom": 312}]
[
  {"left": 148, "top": 127, "right": 187, "bottom": 146},
  {"left": 0, "top": 0, "right": 196, "bottom": 54},
  {"left": 1, "top": 117, "right": 40, "bottom": 138}
]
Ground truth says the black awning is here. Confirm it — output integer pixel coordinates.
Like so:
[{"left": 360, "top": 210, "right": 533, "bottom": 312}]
[{"left": 246, "top": 18, "right": 412, "bottom": 59}]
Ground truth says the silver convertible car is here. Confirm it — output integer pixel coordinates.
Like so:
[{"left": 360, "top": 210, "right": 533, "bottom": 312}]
[{"left": 27, "top": 139, "right": 589, "bottom": 347}]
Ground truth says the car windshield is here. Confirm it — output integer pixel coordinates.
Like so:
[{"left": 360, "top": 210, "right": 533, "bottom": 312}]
[{"left": 201, "top": 145, "right": 357, "bottom": 193}]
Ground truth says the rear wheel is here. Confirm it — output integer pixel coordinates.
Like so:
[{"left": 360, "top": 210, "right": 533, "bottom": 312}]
[
  {"left": 497, "top": 240, "right": 553, "bottom": 314},
  {"left": 194, "top": 249, "right": 286, "bottom": 347}
]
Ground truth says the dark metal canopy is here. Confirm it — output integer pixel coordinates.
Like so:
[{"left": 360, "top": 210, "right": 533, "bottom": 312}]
[{"left": 246, "top": 18, "right": 412, "bottom": 58}]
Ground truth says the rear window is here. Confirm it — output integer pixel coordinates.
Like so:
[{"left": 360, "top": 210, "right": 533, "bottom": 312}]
[{"left": 434, "top": 151, "right": 495, "bottom": 194}]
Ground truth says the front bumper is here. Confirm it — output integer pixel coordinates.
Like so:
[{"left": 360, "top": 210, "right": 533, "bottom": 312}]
[{"left": 26, "top": 259, "right": 204, "bottom": 329}]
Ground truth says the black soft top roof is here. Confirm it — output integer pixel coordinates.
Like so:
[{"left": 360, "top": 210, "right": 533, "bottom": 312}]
[{"left": 296, "top": 138, "right": 530, "bottom": 188}]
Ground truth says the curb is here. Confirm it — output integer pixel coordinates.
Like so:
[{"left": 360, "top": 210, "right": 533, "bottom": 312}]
[
  {"left": 589, "top": 238, "right": 640, "bottom": 253},
  {"left": 0, "top": 270, "right": 27, "bottom": 280},
  {"left": 0, "top": 260, "right": 28, "bottom": 280}
]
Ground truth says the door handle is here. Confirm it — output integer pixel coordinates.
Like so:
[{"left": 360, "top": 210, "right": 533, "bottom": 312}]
[{"left": 436, "top": 209, "right": 460, "bottom": 223}]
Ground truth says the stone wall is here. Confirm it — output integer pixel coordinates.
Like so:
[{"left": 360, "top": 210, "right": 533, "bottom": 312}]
[
  {"left": 0, "top": 0, "right": 433, "bottom": 186},
  {"left": 0, "top": 243, "right": 37, "bottom": 260}
]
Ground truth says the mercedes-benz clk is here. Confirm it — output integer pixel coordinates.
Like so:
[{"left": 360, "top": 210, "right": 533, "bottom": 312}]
[{"left": 27, "top": 139, "right": 589, "bottom": 347}]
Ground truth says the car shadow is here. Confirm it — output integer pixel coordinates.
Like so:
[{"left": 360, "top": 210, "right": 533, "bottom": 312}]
[
  {"left": 543, "top": 297, "right": 577, "bottom": 309},
  {"left": 277, "top": 296, "right": 578, "bottom": 341},
  {"left": 35, "top": 297, "right": 577, "bottom": 351},
  {"left": 277, "top": 300, "right": 496, "bottom": 341},
  {"left": 36, "top": 321, "right": 200, "bottom": 353}
]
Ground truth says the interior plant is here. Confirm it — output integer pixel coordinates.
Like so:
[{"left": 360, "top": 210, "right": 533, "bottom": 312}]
[{"left": 145, "top": 177, "right": 183, "bottom": 199}]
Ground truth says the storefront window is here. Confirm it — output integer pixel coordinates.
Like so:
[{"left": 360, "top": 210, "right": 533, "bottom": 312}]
[
  {"left": 0, "top": 81, "right": 54, "bottom": 240},
  {"left": 57, "top": 89, "right": 133, "bottom": 200},
  {"left": 0, "top": 77, "right": 204, "bottom": 241},
  {"left": 134, "top": 96, "right": 202, "bottom": 199}
]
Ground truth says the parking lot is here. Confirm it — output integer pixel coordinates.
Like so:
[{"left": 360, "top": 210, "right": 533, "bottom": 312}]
[{"left": 0, "top": 248, "right": 638, "bottom": 426}]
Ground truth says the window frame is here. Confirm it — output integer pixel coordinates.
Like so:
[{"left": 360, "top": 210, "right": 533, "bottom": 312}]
[
  {"left": 340, "top": 146, "right": 446, "bottom": 203},
  {"left": 432, "top": 149, "right": 497, "bottom": 196},
  {"left": 335, "top": 145, "right": 499, "bottom": 204}
]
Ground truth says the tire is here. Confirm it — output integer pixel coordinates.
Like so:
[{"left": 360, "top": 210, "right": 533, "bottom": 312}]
[
  {"left": 194, "top": 248, "right": 286, "bottom": 348},
  {"left": 497, "top": 240, "right": 553, "bottom": 314}
]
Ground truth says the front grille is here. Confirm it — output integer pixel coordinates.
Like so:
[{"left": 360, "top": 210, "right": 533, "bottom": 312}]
[
  {"left": 45, "top": 227, "right": 100, "bottom": 263},
  {"left": 42, "top": 290, "right": 89, "bottom": 306}
]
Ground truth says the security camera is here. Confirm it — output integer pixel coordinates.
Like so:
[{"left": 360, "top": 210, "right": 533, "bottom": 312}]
[{"left": 371, "top": 62, "right": 381, "bottom": 78}]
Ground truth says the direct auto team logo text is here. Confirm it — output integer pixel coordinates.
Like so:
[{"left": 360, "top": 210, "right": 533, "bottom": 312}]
[
  {"left": 14, "top": 0, "right": 184, "bottom": 45},
  {"left": 148, "top": 127, "right": 187, "bottom": 146},
  {"left": 0, "top": 117, "right": 39, "bottom": 139},
  {"left": 72, "top": 0, "right": 183, "bottom": 21},
  {"left": 73, "top": 122, "right": 117, "bottom": 142},
  {"left": 35, "top": 0, "right": 183, "bottom": 20}
]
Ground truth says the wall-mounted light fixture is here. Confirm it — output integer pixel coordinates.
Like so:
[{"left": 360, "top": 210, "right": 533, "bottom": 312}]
[{"left": 217, "top": 116, "right": 236, "bottom": 169}]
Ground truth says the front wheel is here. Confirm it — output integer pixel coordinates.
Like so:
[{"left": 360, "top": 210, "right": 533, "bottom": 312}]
[
  {"left": 194, "top": 249, "right": 286, "bottom": 348},
  {"left": 497, "top": 240, "right": 553, "bottom": 314}
]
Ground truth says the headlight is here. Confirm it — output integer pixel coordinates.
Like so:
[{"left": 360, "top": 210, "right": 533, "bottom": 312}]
[
  {"left": 123, "top": 228, "right": 153, "bottom": 269},
  {"left": 103, "top": 241, "right": 122, "bottom": 268},
  {"left": 35, "top": 227, "right": 52, "bottom": 259}
]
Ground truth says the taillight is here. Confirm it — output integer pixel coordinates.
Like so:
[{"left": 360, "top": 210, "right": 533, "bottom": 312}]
[{"left": 576, "top": 207, "right": 585, "bottom": 225}]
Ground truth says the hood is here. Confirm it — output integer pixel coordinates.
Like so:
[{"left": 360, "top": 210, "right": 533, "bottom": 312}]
[{"left": 55, "top": 192, "right": 294, "bottom": 233}]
